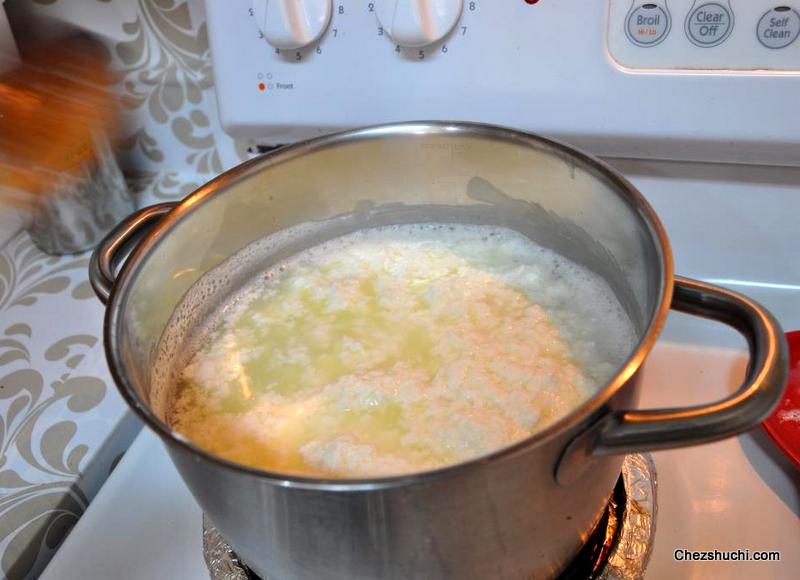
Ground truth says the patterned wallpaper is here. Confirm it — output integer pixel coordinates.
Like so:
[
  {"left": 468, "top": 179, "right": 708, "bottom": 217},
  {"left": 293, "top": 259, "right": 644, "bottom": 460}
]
[
  {"left": 23, "top": 0, "right": 249, "bottom": 203},
  {"left": 0, "top": 234, "right": 139, "bottom": 580},
  {"left": 1, "top": 0, "right": 243, "bottom": 577},
  {"left": 107, "top": 0, "right": 249, "bottom": 203}
]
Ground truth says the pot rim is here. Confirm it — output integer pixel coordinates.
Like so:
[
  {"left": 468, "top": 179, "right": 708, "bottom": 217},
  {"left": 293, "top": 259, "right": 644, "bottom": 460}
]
[{"left": 104, "top": 121, "right": 674, "bottom": 491}]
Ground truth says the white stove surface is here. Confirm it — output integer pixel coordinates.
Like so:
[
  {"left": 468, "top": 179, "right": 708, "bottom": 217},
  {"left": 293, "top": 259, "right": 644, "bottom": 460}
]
[
  {"left": 40, "top": 160, "right": 800, "bottom": 579},
  {"left": 38, "top": 340, "right": 800, "bottom": 580}
]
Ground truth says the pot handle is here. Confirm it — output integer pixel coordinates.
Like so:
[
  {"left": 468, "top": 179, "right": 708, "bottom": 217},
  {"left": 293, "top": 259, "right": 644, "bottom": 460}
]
[
  {"left": 89, "top": 202, "right": 177, "bottom": 304},
  {"left": 556, "top": 276, "right": 787, "bottom": 485}
]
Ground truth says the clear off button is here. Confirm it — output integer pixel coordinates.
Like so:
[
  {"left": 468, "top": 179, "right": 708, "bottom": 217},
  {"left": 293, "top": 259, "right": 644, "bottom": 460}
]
[
  {"left": 625, "top": 3, "right": 671, "bottom": 47},
  {"left": 685, "top": 2, "right": 734, "bottom": 47},
  {"left": 757, "top": 6, "right": 800, "bottom": 49}
]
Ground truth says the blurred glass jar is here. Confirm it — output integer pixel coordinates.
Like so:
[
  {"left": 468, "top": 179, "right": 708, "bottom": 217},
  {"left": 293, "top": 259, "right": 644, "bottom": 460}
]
[{"left": 0, "top": 35, "right": 133, "bottom": 255}]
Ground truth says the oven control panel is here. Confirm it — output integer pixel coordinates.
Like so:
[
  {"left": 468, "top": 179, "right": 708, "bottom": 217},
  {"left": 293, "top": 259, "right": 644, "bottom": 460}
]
[
  {"left": 609, "top": 1, "right": 800, "bottom": 70},
  {"left": 205, "top": 1, "right": 800, "bottom": 166}
]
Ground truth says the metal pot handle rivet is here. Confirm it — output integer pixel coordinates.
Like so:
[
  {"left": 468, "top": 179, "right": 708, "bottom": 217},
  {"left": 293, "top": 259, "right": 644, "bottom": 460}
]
[
  {"left": 556, "top": 276, "right": 788, "bottom": 485},
  {"left": 89, "top": 202, "right": 178, "bottom": 304}
]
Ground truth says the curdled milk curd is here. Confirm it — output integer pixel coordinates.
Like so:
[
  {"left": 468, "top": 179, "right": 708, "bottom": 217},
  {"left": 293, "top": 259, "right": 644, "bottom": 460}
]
[{"left": 170, "top": 224, "right": 635, "bottom": 477}]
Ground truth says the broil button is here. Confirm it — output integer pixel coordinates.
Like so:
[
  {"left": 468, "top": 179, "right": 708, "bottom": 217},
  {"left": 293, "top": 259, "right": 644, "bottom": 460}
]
[
  {"left": 685, "top": 1, "right": 734, "bottom": 47},
  {"left": 625, "top": 3, "right": 672, "bottom": 47}
]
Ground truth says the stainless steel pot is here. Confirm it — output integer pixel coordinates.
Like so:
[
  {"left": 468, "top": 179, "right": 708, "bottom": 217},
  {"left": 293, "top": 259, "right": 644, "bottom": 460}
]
[{"left": 89, "top": 122, "right": 787, "bottom": 580}]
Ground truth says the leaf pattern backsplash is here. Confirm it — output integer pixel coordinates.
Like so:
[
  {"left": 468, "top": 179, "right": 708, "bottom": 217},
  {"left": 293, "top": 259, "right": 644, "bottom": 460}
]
[
  {"left": 110, "top": 0, "right": 243, "bottom": 191},
  {"left": 0, "top": 237, "right": 90, "bottom": 312},
  {"left": 0, "top": 268, "right": 130, "bottom": 579},
  {"left": 1, "top": 0, "right": 238, "bottom": 576}
]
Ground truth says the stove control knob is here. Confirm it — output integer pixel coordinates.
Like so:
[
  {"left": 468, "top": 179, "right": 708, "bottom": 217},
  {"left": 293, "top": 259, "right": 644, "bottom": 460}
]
[
  {"left": 252, "top": 0, "right": 333, "bottom": 50},
  {"left": 375, "top": 0, "right": 464, "bottom": 48}
]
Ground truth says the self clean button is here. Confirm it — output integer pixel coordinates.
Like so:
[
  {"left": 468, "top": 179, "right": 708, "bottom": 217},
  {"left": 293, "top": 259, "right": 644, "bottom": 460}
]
[
  {"left": 685, "top": 2, "right": 734, "bottom": 47},
  {"left": 626, "top": 3, "right": 672, "bottom": 47},
  {"left": 757, "top": 6, "right": 800, "bottom": 49}
]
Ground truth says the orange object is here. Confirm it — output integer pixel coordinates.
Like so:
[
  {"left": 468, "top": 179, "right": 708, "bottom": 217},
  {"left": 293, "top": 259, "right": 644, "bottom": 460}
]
[{"left": 0, "top": 35, "right": 118, "bottom": 208}]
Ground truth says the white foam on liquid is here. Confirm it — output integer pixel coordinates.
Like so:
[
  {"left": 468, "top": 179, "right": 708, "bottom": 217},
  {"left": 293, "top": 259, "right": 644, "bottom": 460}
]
[{"left": 170, "top": 223, "right": 637, "bottom": 477}]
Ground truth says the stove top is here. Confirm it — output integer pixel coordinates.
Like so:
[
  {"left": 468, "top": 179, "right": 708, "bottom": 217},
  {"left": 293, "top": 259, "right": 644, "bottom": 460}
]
[
  {"left": 38, "top": 339, "right": 800, "bottom": 580},
  {"left": 37, "top": 158, "right": 800, "bottom": 579}
]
